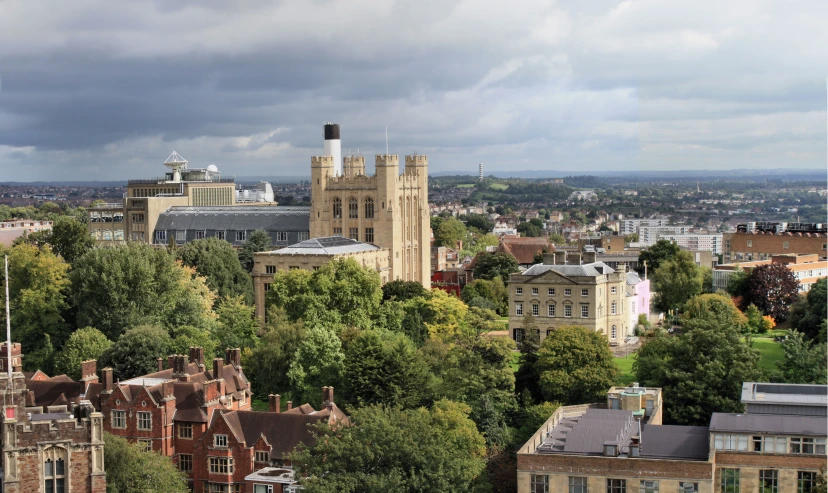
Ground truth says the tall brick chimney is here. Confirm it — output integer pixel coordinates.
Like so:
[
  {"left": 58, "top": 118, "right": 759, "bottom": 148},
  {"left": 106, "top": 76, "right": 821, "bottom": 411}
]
[
  {"left": 157, "top": 357, "right": 164, "bottom": 372},
  {"left": 102, "top": 368, "right": 113, "bottom": 393},
  {"left": 189, "top": 347, "right": 205, "bottom": 370},
  {"left": 213, "top": 358, "right": 223, "bottom": 380},
  {"left": 81, "top": 360, "right": 98, "bottom": 383},
  {"left": 322, "top": 386, "right": 334, "bottom": 410},
  {"left": 173, "top": 355, "right": 189, "bottom": 382},
  {"left": 229, "top": 348, "right": 241, "bottom": 369},
  {"left": 269, "top": 394, "right": 281, "bottom": 413},
  {"left": 167, "top": 355, "right": 175, "bottom": 370}
]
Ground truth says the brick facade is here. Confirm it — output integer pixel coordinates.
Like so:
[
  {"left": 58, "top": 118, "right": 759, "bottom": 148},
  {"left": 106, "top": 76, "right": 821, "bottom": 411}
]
[{"left": 724, "top": 232, "right": 827, "bottom": 263}]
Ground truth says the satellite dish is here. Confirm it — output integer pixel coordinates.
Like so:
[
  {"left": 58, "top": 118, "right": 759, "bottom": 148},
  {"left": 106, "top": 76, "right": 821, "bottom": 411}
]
[
  {"left": 207, "top": 164, "right": 219, "bottom": 173},
  {"left": 164, "top": 151, "right": 188, "bottom": 170}
]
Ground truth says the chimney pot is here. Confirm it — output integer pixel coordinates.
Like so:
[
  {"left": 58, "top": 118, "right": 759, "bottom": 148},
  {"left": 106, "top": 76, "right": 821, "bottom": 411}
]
[
  {"left": 157, "top": 357, "right": 163, "bottom": 372},
  {"left": 102, "top": 368, "right": 114, "bottom": 392},
  {"left": 269, "top": 394, "right": 281, "bottom": 413},
  {"left": 286, "top": 401, "right": 293, "bottom": 411},
  {"left": 213, "top": 358, "right": 223, "bottom": 380}
]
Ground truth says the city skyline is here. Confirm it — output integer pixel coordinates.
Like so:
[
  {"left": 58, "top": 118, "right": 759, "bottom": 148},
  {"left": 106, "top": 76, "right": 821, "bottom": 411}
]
[{"left": 1, "top": 0, "right": 826, "bottom": 181}]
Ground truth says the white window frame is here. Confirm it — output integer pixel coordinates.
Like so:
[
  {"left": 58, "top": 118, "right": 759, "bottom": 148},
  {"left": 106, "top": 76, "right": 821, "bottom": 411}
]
[
  {"left": 581, "top": 288, "right": 588, "bottom": 297},
  {"left": 516, "top": 287, "right": 523, "bottom": 295},
  {"left": 214, "top": 434, "right": 228, "bottom": 448},
  {"left": 111, "top": 410, "right": 126, "bottom": 429},
  {"left": 548, "top": 304, "right": 556, "bottom": 317},
  {"left": 565, "top": 288, "right": 572, "bottom": 296},
  {"left": 532, "top": 303, "right": 539, "bottom": 316},
  {"left": 236, "top": 231, "right": 247, "bottom": 242},
  {"left": 137, "top": 411, "right": 152, "bottom": 431},
  {"left": 548, "top": 288, "right": 556, "bottom": 296},
  {"left": 516, "top": 303, "right": 523, "bottom": 316},
  {"left": 564, "top": 304, "right": 572, "bottom": 317},
  {"left": 532, "top": 287, "right": 539, "bottom": 296}
]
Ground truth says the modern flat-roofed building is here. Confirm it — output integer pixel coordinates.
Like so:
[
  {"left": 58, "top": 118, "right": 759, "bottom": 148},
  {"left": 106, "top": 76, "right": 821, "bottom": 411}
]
[
  {"left": 723, "top": 223, "right": 827, "bottom": 263},
  {"left": 639, "top": 225, "right": 692, "bottom": 246},
  {"left": 518, "top": 382, "right": 828, "bottom": 493},
  {"left": 712, "top": 254, "right": 827, "bottom": 293},
  {"left": 658, "top": 233, "right": 723, "bottom": 255}
]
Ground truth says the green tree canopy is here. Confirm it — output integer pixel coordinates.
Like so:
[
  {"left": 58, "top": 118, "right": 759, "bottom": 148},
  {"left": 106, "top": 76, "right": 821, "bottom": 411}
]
[
  {"left": 382, "top": 280, "right": 428, "bottom": 302},
  {"left": 472, "top": 252, "right": 519, "bottom": 281},
  {"left": 46, "top": 216, "right": 95, "bottom": 264},
  {"left": 682, "top": 293, "right": 747, "bottom": 328},
  {"left": 238, "top": 229, "right": 272, "bottom": 271},
  {"left": 637, "top": 239, "right": 680, "bottom": 275},
  {"left": 777, "top": 330, "right": 827, "bottom": 384},
  {"left": 287, "top": 325, "right": 345, "bottom": 407},
  {"left": 266, "top": 258, "right": 382, "bottom": 329},
  {"left": 635, "top": 320, "right": 762, "bottom": 425},
  {"left": 292, "top": 400, "right": 487, "bottom": 493},
  {"left": 104, "top": 432, "right": 188, "bottom": 493},
  {"left": 744, "top": 263, "right": 800, "bottom": 321},
  {"left": 536, "top": 326, "right": 617, "bottom": 405},
  {"left": 434, "top": 217, "right": 468, "bottom": 248},
  {"left": 341, "top": 329, "right": 433, "bottom": 409},
  {"left": 789, "top": 278, "right": 827, "bottom": 340},
  {"left": 100, "top": 325, "right": 172, "bottom": 380},
  {"left": 461, "top": 277, "right": 508, "bottom": 315},
  {"left": 176, "top": 237, "right": 253, "bottom": 302},
  {"left": 652, "top": 250, "right": 704, "bottom": 313},
  {"left": 213, "top": 295, "right": 259, "bottom": 353},
  {"left": 53, "top": 327, "right": 112, "bottom": 380},
  {"left": 70, "top": 243, "right": 216, "bottom": 340},
  {"left": 242, "top": 309, "right": 306, "bottom": 400},
  {"left": 1, "top": 243, "right": 71, "bottom": 372},
  {"left": 168, "top": 325, "right": 218, "bottom": 358}
]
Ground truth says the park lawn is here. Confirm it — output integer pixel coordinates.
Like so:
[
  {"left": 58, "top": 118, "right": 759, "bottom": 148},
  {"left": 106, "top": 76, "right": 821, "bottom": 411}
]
[
  {"left": 614, "top": 355, "right": 636, "bottom": 386},
  {"left": 752, "top": 337, "right": 784, "bottom": 372},
  {"left": 456, "top": 183, "right": 476, "bottom": 188},
  {"left": 511, "top": 351, "right": 521, "bottom": 373},
  {"left": 489, "top": 183, "right": 509, "bottom": 190}
]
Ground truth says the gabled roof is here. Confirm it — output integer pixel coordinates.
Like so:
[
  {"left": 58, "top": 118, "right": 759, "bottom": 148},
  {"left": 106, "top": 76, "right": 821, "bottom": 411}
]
[
  {"left": 218, "top": 409, "right": 343, "bottom": 459},
  {"left": 496, "top": 237, "right": 553, "bottom": 265}
]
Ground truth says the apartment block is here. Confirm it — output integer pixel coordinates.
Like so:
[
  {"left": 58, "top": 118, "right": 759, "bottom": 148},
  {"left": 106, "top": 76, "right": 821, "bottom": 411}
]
[
  {"left": 517, "top": 382, "right": 827, "bottom": 493},
  {"left": 658, "top": 233, "right": 723, "bottom": 255},
  {"left": 639, "top": 225, "right": 693, "bottom": 247},
  {"left": 619, "top": 218, "right": 670, "bottom": 236}
]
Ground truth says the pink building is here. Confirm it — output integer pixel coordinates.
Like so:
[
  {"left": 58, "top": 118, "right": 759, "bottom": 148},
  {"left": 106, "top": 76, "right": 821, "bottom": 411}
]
[{"left": 625, "top": 271, "right": 650, "bottom": 336}]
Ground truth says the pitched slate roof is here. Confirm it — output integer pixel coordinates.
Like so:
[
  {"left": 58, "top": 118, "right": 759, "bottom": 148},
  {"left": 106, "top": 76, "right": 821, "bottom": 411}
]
[
  {"left": 639, "top": 425, "right": 710, "bottom": 460},
  {"left": 522, "top": 261, "right": 615, "bottom": 278},
  {"left": 155, "top": 206, "right": 310, "bottom": 232},
  {"left": 710, "top": 413, "right": 828, "bottom": 436}
]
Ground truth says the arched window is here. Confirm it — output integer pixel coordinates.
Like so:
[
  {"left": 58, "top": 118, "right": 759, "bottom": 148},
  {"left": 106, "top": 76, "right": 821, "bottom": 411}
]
[
  {"left": 364, "top": 198, "right": 375, "bottom": 219},
  {"left": 349, "top": 198, "right": 358, "bottom": 218},
  {"left": 332, "top": 198, "right": 342, "bottom": 219},
  {"left": 44, "top": 456, "right": 66, "bottom": 493}
]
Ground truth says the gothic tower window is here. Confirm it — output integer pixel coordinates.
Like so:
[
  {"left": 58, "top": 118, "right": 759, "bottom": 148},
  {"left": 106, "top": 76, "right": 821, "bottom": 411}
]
[
  {"left": 364, "top": 198, "right": 375, "bottom": 219},
  {"left": 332, "top": 198, "right": 342, "bottom": 219},
  {"left": 349, "top": 198, "right": 359, "bottom": 218},
  {"left": 44, "top": 454, "right": 66, "bottom": 493}
]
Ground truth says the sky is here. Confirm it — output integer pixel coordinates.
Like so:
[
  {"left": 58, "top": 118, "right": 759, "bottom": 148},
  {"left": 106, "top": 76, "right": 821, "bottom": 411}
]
[{"left": 0, "top": 0, "right": 825, "bottom": 181}]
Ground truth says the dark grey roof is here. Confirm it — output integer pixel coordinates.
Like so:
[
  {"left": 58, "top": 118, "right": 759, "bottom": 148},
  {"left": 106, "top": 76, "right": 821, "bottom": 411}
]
[
  {"left": 741, "top": 382, "right": 827, "bottom": 407},
  {"left": 522, "top": 262, "right": 615, "bottom": 278},
  {"left": 640, "top": 425, "right": 710, "bottom": 460},
  {"left": 537, "top": 408, "right": 635, "bottom": 455},
  {"left": 710, "top": 413, "right": 828, "bottom": 436},
  {"left": 155, "top": 206, "right": 309, "bottom": 232},
  {"left": 30, "top": 412, "right": 73, "bottom": 421}
]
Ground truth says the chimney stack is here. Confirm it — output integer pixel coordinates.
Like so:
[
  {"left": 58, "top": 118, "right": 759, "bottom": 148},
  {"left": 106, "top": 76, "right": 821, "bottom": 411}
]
[
  {"left": 213, "top": 358, "right": 223, "bottom": 380},
  {"left": 102, "top": 368, "right": 113, "bottom": 392},
  {"left": 157, "top": 357, "right": 164, "bottom": 372},
  {"left": 227, "top": 348, "right": 241, "bottom": 369},
  {"left": 269, "top": 394, "right": 281, "bottom": 413},
  {"left": 167, "top": 355, "right": 175, "bottom": 370},
  {"left": 189, "top": 347, "right": 205, "bottom": 370},
  {"left": 322, "top": 386, "right": 334, "bottom": 410},
  {"left": 81, "top": 360, "right": 98, "bottom": 383},
  {"left": 286, "top": 401, "right": 293, "bottom": 411}
]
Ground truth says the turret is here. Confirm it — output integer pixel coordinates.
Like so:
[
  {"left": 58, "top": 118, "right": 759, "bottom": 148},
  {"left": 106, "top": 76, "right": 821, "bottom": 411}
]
[{"left": 310, "top": 155, "right": 335, "bottom": 238}]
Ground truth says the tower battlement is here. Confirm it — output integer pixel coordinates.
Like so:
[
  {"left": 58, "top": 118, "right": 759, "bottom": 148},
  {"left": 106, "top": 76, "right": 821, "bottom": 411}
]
[
  {"left": 311, "top": 156, "right": 335, "bottom": 167},
  {"left": 405, "top": 155, "right": 428, "bottom": 166},
  {"left": 375, "top": 154, "right": 399, "bottom": 166}
]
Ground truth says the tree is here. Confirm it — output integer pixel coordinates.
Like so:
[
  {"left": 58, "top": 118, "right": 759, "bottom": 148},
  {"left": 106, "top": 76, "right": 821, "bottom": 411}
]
[
  {"left": 744, "top": 263, "right": 799, "bottom": 321},
  {"left": 292, "top": 400, "right": 487, "bottom": 493},
  {"left": 213, "top": 295, "right": 259, "bottom": 353},
  {"left": 70, "top": 243, "right": 216, "bottom": 340},
  {"left": 168, "top": 325, "right": 218, "bottom": 358},
  {"left": 100, "top": 325, "right": 171, "bottom": 380},
  {"left": 637, "top": 239, "right": 680, "bottom": 275},
  {"left": 516, "top": 221, "right": 543, "bottom": 237},
  {"left": 342, "top": 329, "right": 433, "bottom": 409},
  {"left": 176, "top": 237, "right": 253, "bottom": 302},
  {"left": 635, "top": 320, "right": 761, "bottom": 425},
  {"left": 410, "top": 289, "right": 470, "bottom": 341},
  {"left": 682, "top": 294, "right": 747, "bottom": 328},
  {"left": 104, "top": 432, "right": 188, "bottom": 493},
  {"left": 461, "top": 277, "right": 508, "bottom": 315},
  {"left": 382, "top": 280, "right": 427, "bottom": 302},
  {"left": 473, "top": 252, "right": 519, "bottom": 281},
  {"left": 652, "top": 250, "right": 704, "bottom": 313},
  {"left": 788, "top": 278, "right": 827, "bottom": 340},
  {"left": 515, "top": 314, "right": 543, "bottom": 403},
  {"left": 460, "top": 214, "right": 493, "bottom": 232},
  {"left": 242, "top": 308, "right": 306, "bottom": 399},
  {"left": 53, "top": 327, "right": 112, "bottom": 379},
  {"left": 46, "top": 216, "right": 95, "bottom": 264},
  {"left": 548, "top": 233, "right": 566, "bottom": 245},
  {"left": 513, "top": 402, "right": 560, "bottom": 448},
  {"left": 266, "top": 258, "right": 382, "bottom": 329},
  {"left": 536, "top": 326, "right": 617, "bottom": 405},
  {"left": 726, "top": 267, "right": 751, "bottom": 300},
  {"left": 434, "top": 217, "right": 467, "bottom": 248},
  {"left": 287, "top": 325, "right": 345, "bottom": 407},
  {"left": 238, "top": 229, "right": 272, "bottom": 271},
  {"left": 624, "top": 233, "right": 639, "bottom": 243},
  {"left": 1, "top": 243, "right": 71, "bottom": 372},
  {"left": 777, "top": 330, "right": 827, "bottom": 384}
]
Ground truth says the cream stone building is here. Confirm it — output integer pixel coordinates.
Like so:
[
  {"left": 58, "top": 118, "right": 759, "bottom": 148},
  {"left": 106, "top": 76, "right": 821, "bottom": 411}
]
[{"left": 508, "top": 260, "right": 629, "bottom": 346}]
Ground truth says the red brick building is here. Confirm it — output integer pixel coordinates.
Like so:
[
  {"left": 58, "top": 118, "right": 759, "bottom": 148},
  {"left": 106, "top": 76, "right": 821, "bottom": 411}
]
[{"left": 0, "top": 343, "right": 106, "bottom": 493}]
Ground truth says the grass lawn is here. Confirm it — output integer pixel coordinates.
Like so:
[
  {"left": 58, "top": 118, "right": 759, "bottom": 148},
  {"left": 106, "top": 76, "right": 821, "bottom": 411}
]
[
  {"left": 510, "top": 351, "right": 521, "bottom": 373},
  {"left": 489, "top": 183, "right": 509, "bottom": 190},
  {"left": 456, "top": 183, "right": 476, "bottom": 188},
  {"left": 752, "top": 337, "right": 784, "bottom": 372},
  {"left": 614, "top": 355, "right": 637, "bottom": 386}
]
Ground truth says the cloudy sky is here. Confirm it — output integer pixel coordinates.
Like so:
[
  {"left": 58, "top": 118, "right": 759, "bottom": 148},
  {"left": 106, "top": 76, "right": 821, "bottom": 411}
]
[{"left": 0, "top": 0, "right": 825, "bottom": 180}]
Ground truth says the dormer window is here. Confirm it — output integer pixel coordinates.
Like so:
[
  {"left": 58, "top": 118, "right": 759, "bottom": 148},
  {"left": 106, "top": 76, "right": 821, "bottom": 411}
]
[{"left": 604, "top": 443, "right": 618, "bottom": 457}]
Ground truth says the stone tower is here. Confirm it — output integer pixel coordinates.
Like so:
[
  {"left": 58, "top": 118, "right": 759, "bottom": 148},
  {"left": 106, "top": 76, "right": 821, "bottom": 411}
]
[{"left": 309, "top": 130, "right": 430, "bottom": 287}]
